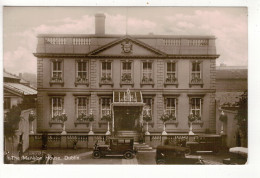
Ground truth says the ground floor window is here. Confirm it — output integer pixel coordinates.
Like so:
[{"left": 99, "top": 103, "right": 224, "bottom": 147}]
[
  {"left": 165, "top": 98, "right": 177, "bottom": 116},
  {"left": 143, "top": 98, "right": 153, "bottom": 116},
  {"left": 190, "top": 98, "right": 202, "bottom": 116},
  {"left": 76, "top": 97, "right": 88, "bottom": 117},
  {"left": 51, "top": 97, "right": 63, "bottom": 117},
  {"left": 100, "top": 98, "right": 112, "bottom": 117}
]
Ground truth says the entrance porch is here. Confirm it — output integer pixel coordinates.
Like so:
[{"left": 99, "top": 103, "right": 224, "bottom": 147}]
[{"left": 112, "top": 90, "right": 144, "bottom": 139}]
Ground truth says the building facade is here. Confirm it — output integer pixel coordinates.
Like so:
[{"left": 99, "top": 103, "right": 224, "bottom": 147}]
[{"left": 34, "top": 14, "right": 219, "bottom": 136}]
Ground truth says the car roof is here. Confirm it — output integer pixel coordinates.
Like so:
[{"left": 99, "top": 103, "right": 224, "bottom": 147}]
[{"left": 156, "top": 145, "right": 188, "bottom": 152}]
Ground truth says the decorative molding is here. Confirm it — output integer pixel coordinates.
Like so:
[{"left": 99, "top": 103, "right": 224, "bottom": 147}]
[
  {"left": 140, "top": 82, "right": 155, "bottom": 88},
  {"left": 165, "top": 120, "right": 179, "bottom": 127},
  {"left": 49, "top": 121, "right": 63, "bottom": 127},
  {"left": 119, "top": 82, "right": 134, "bottom": 87},
  {"left": 164, "top": 82, "right": 179, "bottom": 88},
  {"left": 99, "top": 82, "right": 114, "bottom": 87},
  {"left": 47, "top": 93, "right": 66, "bottom": 96},
  {"left": 49, "top": 81, "right": 64, "bottom": 87},
  {"left": 33, "top": 53, "right": 220, "bottom": 59},
  {"left": 188, "top": 120, "right": 204, "bottom": 127},
  {"left": 74, "top": 121, "right": 90, "bottom": 127},
  {"left": 74, "top": 82, "right": 89, "bottom": 87}
]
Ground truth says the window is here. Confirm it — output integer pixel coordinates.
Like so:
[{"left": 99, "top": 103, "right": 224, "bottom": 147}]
[
  {"left": 143, "top": 98, "right": 153, "bottom": 116},
  {"left": 142, "top": 62, "right": 152, "bottom": 83},
  {"left": 51, "top": 60, "right": 63, "bottom": 82},
  {"left": 77, "top": 97, "right": 88, "bottom": 117},
  {"left": 165, "top": 98, "right": 176, "bottom": 116},
  {"left": 101, "top": 62, "right": 112, "bottom": 83},
  {"left": 191, "top": 62, "right": 201, "bottom": 80},
  {"left": 76, "top": 60, "right": 88, "bottom": 84},
  {"left": 51, "top": 97, "right": 63, "bottom": 118},
  {"left": 101, "top": 98, "right": 112, "bottom": 117},
  {"left": 166, "top": 62, "right": 177, "bottom": 83},
  {"left": 190, "top": 98, "right": 202, "bottom": 117},
  {"left": 121, "top": 61, "right": 132, "bottom": 83},
  {"left": 4, "top": 97, "right": 11, "bottom": 110}
]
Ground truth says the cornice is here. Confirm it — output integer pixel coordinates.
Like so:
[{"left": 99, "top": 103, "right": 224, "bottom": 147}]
[{"left": 33, "top": 53, "right": 220, "bottom": 59}]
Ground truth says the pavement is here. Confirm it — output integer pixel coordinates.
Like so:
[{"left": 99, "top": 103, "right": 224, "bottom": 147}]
[{"left": 26, "top": 148, "right": 231, "bottom": 165}]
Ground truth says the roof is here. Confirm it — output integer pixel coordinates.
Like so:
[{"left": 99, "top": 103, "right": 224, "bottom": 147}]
[
  {"left": 4, "top": 71, "right": 30, "bottom": 84},
  {"left": 216, "top": 92, "right": 243, "bottom": 107},
  {"left": 216, "top": 69, "right": 247, "bottom": 79},
  {"left": 37, "top": 34, "right": 216, "bottom": 39},
  {"left": 4, "top": 71, "right": 20, "bottom": 80},
  {"left": 4, "top": 82, "right": 37, "bottom": 96},
  {"left": 113, "top": 89, "right": 143, "bottom": 106}
]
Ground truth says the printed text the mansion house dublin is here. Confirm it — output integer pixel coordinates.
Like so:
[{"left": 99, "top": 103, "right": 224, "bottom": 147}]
[{"left": 33, "top": 13, "right": 219, "bottom": 138}]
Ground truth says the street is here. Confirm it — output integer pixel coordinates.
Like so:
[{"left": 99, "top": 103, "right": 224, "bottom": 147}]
[{"left": 26, "top": 149, "right": 230, "bottom": 165}]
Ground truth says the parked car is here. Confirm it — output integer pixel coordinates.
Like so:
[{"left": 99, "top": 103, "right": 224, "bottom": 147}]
[
  {"left": 93, "top": 137, "right": 137, "bottom": 159},
  {"left": 187, "top": 135, "right": 221, "bottom": 153},
  {"left": 156, "top": 145, "right": 204, "bottom": 164},
  {"left": 223, "top": 147, "right": 247, "bottom": 165}
]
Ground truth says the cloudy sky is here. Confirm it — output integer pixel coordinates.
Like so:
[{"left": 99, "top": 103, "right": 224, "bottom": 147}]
[{"left": 3, "top": 7, "right": 248, "bottom": 75}]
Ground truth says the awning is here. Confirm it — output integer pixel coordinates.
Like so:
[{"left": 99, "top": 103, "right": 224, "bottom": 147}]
[{"left": 113, "top": 89, "right": 144, "bottom": 106}]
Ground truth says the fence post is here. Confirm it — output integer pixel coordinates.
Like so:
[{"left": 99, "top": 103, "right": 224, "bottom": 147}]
[
  {"left": 88, "top": 135, "right": 94, "bottom": 149},
  {"left": 145, "top": 135, "right": 150, "bottom": 146},
  {"left": 162, "top": 135, "right": 167, "bottom": 146},
  {"left": 61, "top": 135, "right": 67, "bottom": 148}
]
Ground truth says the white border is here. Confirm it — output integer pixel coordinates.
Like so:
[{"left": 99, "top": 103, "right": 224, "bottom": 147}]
[{"left": 1, "top": 1, "right": 259, "bottom": 178}]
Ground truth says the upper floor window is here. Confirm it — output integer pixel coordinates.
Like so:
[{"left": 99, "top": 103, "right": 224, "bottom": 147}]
[
  {"left": 121, "top": 61, "right": 132, "bottom": 83},
  {"left": 101, "top": 62, "right": 112, "bottom": 83},
  {"left": 190, "top": 61, "right": 203, "bottom": 87},
  {"left": 101, "top": 98, "right": 112, "bottom": 117},
  {"left": 143, "top": 98, "right": 153, "bottom": 117},
  {"left": 76, "top": 60, "right": 88, "bottom": 85},
  {"left": 51, "top": 97, "right": 63, "bottom": 118},
  {"left": 77, "top": 97, "right": 88, "bottom": 117},
  {"left": 51, "top": 60, "right": 63, "bottom": 83},
  {"left": 190, "top": 98, "right": 202, "bottom": 118},
  {"left": 142, "top": 61, "right": 153, "bottom": 83},
  {"left": 165, "top": 98, "right": 177, "bottom": 116},
  {"left": 166, "top": 62, "right": 177, "bottom": 83}
]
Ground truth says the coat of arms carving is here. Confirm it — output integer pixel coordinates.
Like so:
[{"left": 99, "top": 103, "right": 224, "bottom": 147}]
[{"left": 121, "top": 40, "right": 133, "bottom": 53}]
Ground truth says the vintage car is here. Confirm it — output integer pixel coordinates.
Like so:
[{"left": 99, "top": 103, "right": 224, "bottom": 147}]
[
  {"left": 92, "top": 137, "right": 137, "bottom": 159},
  {"left": 187, "top": 135, "right": 221, "bottom": 153},
  {"left": 156, "top": 145, "right": 204, "bottom": 164},
  {"left": 223, "top": 147, "right": 247, "bottom": 165}
]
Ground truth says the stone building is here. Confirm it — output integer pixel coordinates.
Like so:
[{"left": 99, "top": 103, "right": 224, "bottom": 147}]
[{"left": 34, "top": 13, "right": 219, "bottom": 138}]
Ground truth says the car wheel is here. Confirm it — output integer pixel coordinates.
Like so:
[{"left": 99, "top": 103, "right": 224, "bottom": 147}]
[
  {"left": 157, "top": 159, "right": 166, "bottom": 165},
  {"left": 124, "top": 151, "right": 133, "bottom": 159},
  {"left": 93, "top": 151, "right": 101, "bottom": 159},
  {"left": 185, "top": 148, "right": 191, "bottom": 155}
]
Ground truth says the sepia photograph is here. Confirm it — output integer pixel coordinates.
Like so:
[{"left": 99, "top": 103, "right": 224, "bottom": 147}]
[{"left": 3, "top": 6, "right": 248, "bottom": 166}]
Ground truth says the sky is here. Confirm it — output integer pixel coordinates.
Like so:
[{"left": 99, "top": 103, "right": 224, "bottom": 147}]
[{"left": 3, "top": 7, "right": 248, "bottom": 75}]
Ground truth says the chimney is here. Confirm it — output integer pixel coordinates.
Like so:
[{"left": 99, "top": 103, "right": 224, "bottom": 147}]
[{"left": 95, "top": 13, "right": 106, "bottom": 35}]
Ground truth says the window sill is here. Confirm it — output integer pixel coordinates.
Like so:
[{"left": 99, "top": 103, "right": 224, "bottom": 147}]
[
  {"left": 120, "top": 82, "right": 134, "bottom": 87},
  {"left": 140, "top": 82, "right": 155, "bottom": 88},
  {"left": 189, "top": 82, "right": 203, "bottom": 88},
  {"left": 165, "top": 120, "right": 179, "bottom": 127},
  {"left": 49, "top": 81, "right": 64, "bottom": 87},
  {"left": 98, "top": 121, "right": 108, "bottom": 128},
  {"left": 188, "top": 120, "right": 204, "bottom": 127},
  {"left": 74, "top": 82, "right": 89, "bottom": 87},
  {"left": 49, "top": 120, "right": 63, "bottom": 127},
  {"left": 164, "top": 82, "right": 179, "bottom": 87},
  {"left": 99, "top": 82, "right": 114, "bottom": 87},
  {"left": 74, "top": 121, "right": 90, "bottom": 127}
]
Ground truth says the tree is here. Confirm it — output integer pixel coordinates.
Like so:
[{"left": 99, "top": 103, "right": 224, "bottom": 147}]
[
  {"left": 234, "top": 91, "right": 248, "bottom": 147},
  {"left": 4, "top": 105, "right": 22, "bottom": 137}
]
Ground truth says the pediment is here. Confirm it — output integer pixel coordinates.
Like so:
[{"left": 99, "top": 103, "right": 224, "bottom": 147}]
[{"left": 88, "top": 36, "right": 166, "bottom": 57}]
